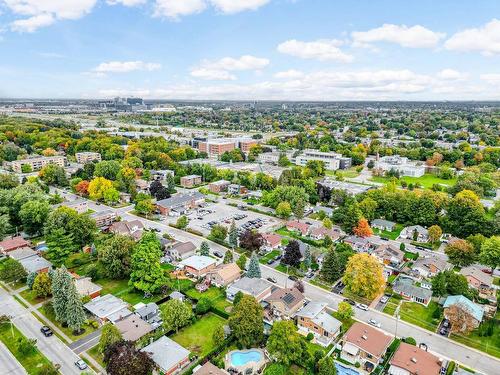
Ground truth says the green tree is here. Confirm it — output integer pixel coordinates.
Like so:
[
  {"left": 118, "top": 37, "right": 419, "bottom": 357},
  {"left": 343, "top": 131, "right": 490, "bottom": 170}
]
[
  {"left": 99, "top": 324, "right": 123, "bottom": 354},
  {"left": 318, "top": 356, "right": 337, "bottom": 375},
  {"left": 160, "top": 299, "right": 193, "bottom": 333},
  {"left": 236, "top": 254, "right": 247, "bottom": 270},
  {"left": 45, "top": 206, "right": 96, "bottom": 248},
  {"left": 46, "top": 228, "right": 76, "bottom": 266},
  {"left": 445, "top": 239, "right": 476, "bottom": 267},
  {"left": 39, "top": 164, "right": 68, "bottom": 186},
  {"left": 199, "top": 241, "right": 210, "bottom": 256},
  {"left": 0, "top": 258, "right": 27, "bottom": 283},
  {"left": 129, "top": 232, "right": 168, "bottom": 294},
  {"left": 195, "top": 297, "right": 213, "bottom": 314},
  {"left": 135, "top": 197, "right": 154, "bottom": 217},
  {"left": 303, "top": 246, "right": 312, "bottom": 269},
  {"left": 210, "top": 224, "right": 228, "bottom": 242},
  {"left": 98, "top": 235, "right": 135, "bottom": 279},
  {"left": 16, "top": 337, "right": 37, "bottom": 356},
  {"left": 19, "top": 200, "right": 51, "bottom": 235},
  {"left": 428, "top": 225, "right": 443, "bottom": 243},
  {"left": 104, "top": 187, "right": 120, "bottom": 205},
  {"left": 358, "top": 197, "right": 378, "bottom": 222},
  {"left": 223, "top": 250, "right": 234, "bottom": 264},
  {"left": 94, "top": 160, "right": 121, "bottom": 181},
  {"left": 444, "top": 190, "right": 487, "bottom": 238},
  {"left": 26, "top": 272, "right": 37, "bottom": 289},
  {"left": 336, "top": 301, "right": 353, "bottom": 320},
  {"left": 0, "top": 213, "right": 12, "bottom": 240},
  {"left": 176, "top": 215, "right": 188, "bottom": 229},
  {"left": 228, "top": 295, "right": 264, "bottom": 348},
  {"left": 479, "top": 236, "right": 500, "bottom": 270},
  {"left": 51, "top": 266, "right": 73, "bottom": 324},
  {"left": 247, "top": 252, "right": 261, "bottom": 278},
  {"left": 322, "top": 217, "right": 333, "bottom": 229},
  {"left": 33, "top": 272, "right": 52, "bottom": 298},
  {"left": 276, "top": 201, "right": 292, "bottom": 219},
  {"left": 65, "top": 281, "right": 86, "bottom": 333},
  {"left": 212, "top": 324, "right": 225, "bottom": 344},
  {"left": 228, "top": 220, "right": 238, "bottom": 249},
  {"left": 266, "top": 321, "right": 306, "bottom": 365}
]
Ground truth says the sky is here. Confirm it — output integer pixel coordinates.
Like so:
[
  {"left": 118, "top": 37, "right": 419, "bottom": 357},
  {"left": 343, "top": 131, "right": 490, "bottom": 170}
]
[{"left": 0, "top": 0, "right": 499, "bottom": 100}]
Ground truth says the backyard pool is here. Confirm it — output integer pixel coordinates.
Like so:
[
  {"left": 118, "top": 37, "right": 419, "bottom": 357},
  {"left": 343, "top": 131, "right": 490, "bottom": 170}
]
[
  {"left": 230, "top": 350, "right": 264, "bottom": 366},
  {"left": 335, "top": 362, "right": 359, "bottom": 375}
]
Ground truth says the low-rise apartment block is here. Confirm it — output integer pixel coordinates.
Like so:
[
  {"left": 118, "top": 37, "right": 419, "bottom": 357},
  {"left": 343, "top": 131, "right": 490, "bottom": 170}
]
[
  {"left": 295, "top": 149, "right": 352, "bottom": 170},
  {"left": 180, "top": 174, "right": 202, "bottom": 188},
  {"left": 10, "top": 155, "right": 66, "bottom": 173},
  {"left": 75, "top": 152, "right": 101, "bottom": 164}
]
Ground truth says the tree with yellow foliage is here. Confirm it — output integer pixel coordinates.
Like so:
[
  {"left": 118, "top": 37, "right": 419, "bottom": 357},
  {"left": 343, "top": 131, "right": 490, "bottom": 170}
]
[
  {"left": 88, "top": 177, "right": 114, "bottom": 201},
  {"left": 342, "top": 253, "right": 385, "bottom": 300}
]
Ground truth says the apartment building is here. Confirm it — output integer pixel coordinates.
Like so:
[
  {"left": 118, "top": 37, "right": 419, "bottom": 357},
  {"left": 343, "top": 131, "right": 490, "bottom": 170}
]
[
  {"left": 375, "top": 155, "right": 425, "bottom": 177},
  {"left": 75, "top": 152, "right": 101, "bottom": 164},
  {"left": 198, "top": 139, "right": 236, "bottom": 157},
  {"left": 295, "top": 149, "right": 352, "bottom": 170},
  {"left": 11, "top": 155, "right": 66, "bottom": 173},
  {"left": 258, "top": 151, "right": 294, "bottom": 165}
]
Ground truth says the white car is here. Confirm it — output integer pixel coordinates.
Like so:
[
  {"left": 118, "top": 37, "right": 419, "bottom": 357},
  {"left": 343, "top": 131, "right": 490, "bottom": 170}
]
[
  {"left": 75, "top": 360, "right": 88, "bottom": 370},
  {"left": 356, "top": 303, "right": 368, "bottom": 311},
  {"left": 369, "top": 319, "right": 381, "bottom": 328}
]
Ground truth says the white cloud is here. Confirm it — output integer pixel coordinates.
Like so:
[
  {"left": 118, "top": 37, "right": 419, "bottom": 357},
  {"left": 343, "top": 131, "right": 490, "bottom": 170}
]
[
  {"left": 209, "top": 0, "right": 270, "bottom": 14},
  {"left": 351, "top": 24, "right": 445, "bottom": 48},
  {"left": 437, "top": 69, "right": 466, "bottom": 80},
  {"left": 480, "top": 73, "right": 500, "bottom": 84},
  {"left": 277, "top": 39, "right": 353, "bottom": 62},
  {"left": 445, "top": 19, "right": 500, "bottom": 55},
  {"left": 274, "top": 69, "right": 304, "bottom": 79},
  {"left": 107, "top": 0, "right": 146, "bottom": 6},
  {"left": 190, "top": 55, "right": 269, "bottom": 80},
  {"left": 5, "top": 0, "right": 97, "bottom": 31},
  {"left": 93, "top": 61, "right": 161, "bottom": 73},
  {"left": 153, "top": 0, "right": 207, "bottom": 19}
]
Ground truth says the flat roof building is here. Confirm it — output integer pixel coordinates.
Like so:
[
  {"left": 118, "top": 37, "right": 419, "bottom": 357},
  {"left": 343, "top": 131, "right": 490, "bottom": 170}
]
[
  {"left": 11, "top": 155, "right": 66, "bottom": 173},
  {"left": 75, "top": 152, "right": 101, "bottom": 164}
]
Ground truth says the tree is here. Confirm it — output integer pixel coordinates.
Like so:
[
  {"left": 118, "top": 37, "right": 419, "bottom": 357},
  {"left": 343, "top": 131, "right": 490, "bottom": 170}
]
[
  {"left": 88, "top": 177, "right": 114, "bottom": 201},
  {"left": 353, "top": 218, "right": 373, "bottom": 238},
  {"left": 94, "top": 160, "right": 121, "bottom": 181},
  {"left": 445, "top": 239, "right": 476, "bottom": 267},
  {"left": 247, "top": 252, "right": 261, "bottom": 278},
  {"left": 358, "top": 197, "right": 378, "bottom": 222},
  {"left": 46, "top": 228, "right": 76, "bottom": 266},
  {"left": 223, "top": 249, "right": 234, "bottom": 264},
  {"left": 39, "top": 164, "right": 68, "bottom": 186},
  {"left": 135, "top": 197, "right": 154, "bottom": 217},
  {"left": 149, "top": 180, "right": 170, "bottom": 200},
  {"left": 228, "top": 294, "right": 264, "bottom": 348},
  {"left": 281, "top": 240, "right": 302, "bottom": 267},
  {"left": 266, "top": 321, "right": 307, "bottom": 365},
  {"left": 33, "top": 272, "right": 52, "bottom": 298},
  {"left": 321, "top": 244, "right": 354, "bottom": 282},
  {"left": 160, "top": 299, "right": 193, "bottom": 333},
  {"left": 26, "top": 272, "right": 37, "bottom": 289},
  {"left": 444, "top": 190, "right": 487, "bottom": 238},
  {"left": 16, "top": 336, "right": 37, "bottom": 356},
  {"left": 212, "top": 324, "right": 225, "bottom": 344},
  {"left": 336, "top": 301, "right": 353, "bottom": 321},
  {"left": 0, "top": 213, "right": 12, "bottom": 240},
  {"left": 51, "top": 266, "right": 73, "bottom": 324},
  {"left": 322, "top": 217, "right": 333, "bottom": 229},
  {"left": 446, "top": 304, "right": 477, "bottom": 334},
  {"left": 276, "top": 201, "right": 292, "bottom": 219},
  {"left": 104, "top": 187, "right": 120, "bottom": 205},
  {"left": 44, "top": 207, "right": 96, "bottom": 249},
  {"left": 98, "top": 235, "right": 135, "bottom": 279},
  {"left": 303, "top": 246, "right": 311, "bottom": 269},
  {"left": 99, "top": 324, "right": 123, "bottom": 354},
  {"left": 428, "top": 225, "right": 443, "bottom": 243},
  {"left": 176, "top": 215, "right": 188, "bottom": 229},
  {"left": 195, "top": 297, "right": 213, "bottom": 314},
  {"left": 129, "top": 232, "right": 168, "bottom": 294},
  {"left": 104, "top": 341, "right": 154, "bottom": 375},
  {"left": 210, "top": 224, "right": 227, "bottom": 242},
  {"left": 199, "top": 241, "right": 210, "bottom": 256},
  {"left": 236, "top": 254, "right": 247, "bottom": 270},
  {"left": 75, "top": 180, "right": 90, "bottom": 196},
  {"left": 318, "top": 355, "right": 337, "bottom": 375},
  {"left": 19, "top": 200, "right": 51, "bottom": 235},
  {"left": 65, "top": 281, "right": 86, "bottom": 333},
  {"left": 343, "top": 253, "right": 385, "bottom": 299},
  {"left": 293, "top": 199, "right": 306, "bottom": 219},
  {"left": 228, "top": 220, "right": 238, "bottom": 249},
  {"left": 239, "top": 230, "right": 264, "bottom": 252},
  {"left": 479, "top": 236, "right": 500, "bottom": 270},
  {"left": 0, "top": 258, "right": 27, "bottom": 283}
]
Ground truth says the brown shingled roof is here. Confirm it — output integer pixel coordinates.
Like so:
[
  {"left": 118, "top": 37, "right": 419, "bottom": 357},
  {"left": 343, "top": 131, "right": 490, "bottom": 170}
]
[
  {"left": 343, "top": 322, "right": 392, "bottom": 359},
  {"left": 390, "top": 342, "right": 441, "bottom": 375}
]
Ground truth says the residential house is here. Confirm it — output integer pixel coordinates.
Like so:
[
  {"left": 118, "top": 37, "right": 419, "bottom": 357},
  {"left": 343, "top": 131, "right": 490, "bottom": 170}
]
[
  {"left": 169, "top": 291, "right": 186, "bottom": 302},
  {"left": 73, "top": 275, "right": 102, "bottom": 299},
  {"left": 311, "top": 206, "right": 334, "bottom": 217},
  {"left": 179, "top": 255, "right": 217, "bottom": 277},
  {"left": 109, "top": 220, "right": 144, "bottom": 240},
  {"left": 7, "top": 247, "right": 38, "bottom": 261},
  {"left": 168, "top": 241, "right": 197, "bottom": 260},
  {"left": 372, "top": 244, "right": 405, "bottom": 270},
  {"left": 180, "top": 174, "right": 202, "bottom": 188},
  {"left": 340, "top": 322, "right": 393, "bottom": 372},
  {"left": 264, "top": 287, "right": 305, "bottom": 322},
  {"left": 141, "top": 336, "right": 190, "bottom": 375},
  {"left": 443, "top": 295, "right": 484, "bottom": 329},
  {"left": 343, "top": 236, "right": 372, "bottom": 253},
  {"left": 156, "top": 191, "right": 205, "bottom": 216},
  {"left": 54, "top": 198, "right": 89, "bottom": 214},
  {"left": 261, "top": 233, "right": 282, "bottom": 251},
  {"left": 372, "top": 219, "right": 396, "bottom": 232},
  {"left": 226, "top": 277, "right": 273, "bottom": 302},
  {"left": 207, "top": 263, "right": 241, "bottom": 287},
  {"left": 135, "top": 302, "right": 161, "bottom": 327},
  {"left": 0, "top": 237, "right": 31, "bottom": 254},
  {"left": 309, "top": 226, "right": 342, "bottom": 241},
  {"left": 84, "top": 294, "right": 130, "bottom": 323},
  {"left": 193, "top": 362, "right": 229, "bottom": 375},
  {"left": 411, "top": 255, "right": 451, "bottom": 279},
  {"left": 114, "top": 314, "right": 153, "bottom": 341},
  {"left": 208, "top": 180, "right": 231, "bottom": 193},
  {"left": 295, "top": 302, "right": 342, "bottom": 347},
  {"left": 400, "top": 225, "right": 429, "bottom": 242},
  {"left": 151, "top": 169, "right": 174, "bottom": 181},
  {"left": 459, "top": 265, "right": 495, "bottom": 301},
  {"left": 286, "top": 220, "right": 310, "bottom": 236},
  {"left": 388, "top": 342, "right": 442, "bottom": 375},
  {"left": 90, "top": 210, "right": 117, "bottom": 228},
  {"left": 19, "top": 255, "right": 52, "bottom": 274},
  {"left": 393, "top": 277, "right": 432, "bottom": 306}
]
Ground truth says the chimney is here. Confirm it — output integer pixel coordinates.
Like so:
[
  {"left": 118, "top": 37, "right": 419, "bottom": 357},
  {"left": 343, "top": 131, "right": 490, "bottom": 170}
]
[
  {"left": 411, "top": 357, "right": 417, "bottom": 363},
  {"left": 361, "top": 335, "right": 367, "bottom": 340}
]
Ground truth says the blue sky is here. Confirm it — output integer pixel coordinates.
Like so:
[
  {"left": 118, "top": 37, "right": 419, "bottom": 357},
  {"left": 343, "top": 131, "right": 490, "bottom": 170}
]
[{"left": 0, "top": 0, "right": 499, "bottom": 100}]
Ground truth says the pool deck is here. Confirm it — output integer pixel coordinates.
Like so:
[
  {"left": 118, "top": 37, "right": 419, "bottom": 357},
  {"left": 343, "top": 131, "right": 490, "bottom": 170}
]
[{"left": 225, "top": 349, "right": 267, "bottom": 374}]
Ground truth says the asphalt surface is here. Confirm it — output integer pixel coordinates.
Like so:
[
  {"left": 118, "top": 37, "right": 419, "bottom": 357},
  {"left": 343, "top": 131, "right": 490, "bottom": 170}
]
[{"left": 0, "top": 342, "right": 27, "bottom": 375}]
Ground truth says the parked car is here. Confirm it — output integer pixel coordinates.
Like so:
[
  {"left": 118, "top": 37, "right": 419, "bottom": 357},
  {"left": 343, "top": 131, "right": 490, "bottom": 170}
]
[
  {"left": 380, "top": 295, "right": 389, "bottom": 304},
  {"left": 213, "top": 251, "right": 223, "bottom": 258},
  {"left": 40, "top": 326, "right": 53, "bottom": 337},
  {"left": 267, "top": 277, "right": 277, "bottom": 283},
  {"left": 356, "top": 303, "right": 369, "bottom": 311},
  {"left": 344, "top": 298, "right": 356, "bottom": 306},
  {"left": 75, "top": 360, "right": 88, "bottom": 370},
  {"left": 288, "top": 275, "right": 298, "bottom": 281},
  {"left": 267, "top": 259, "right": 274, "bottom": 265},
  {"left": 368, "top": 319, "right": 381, "bottom": 328}
]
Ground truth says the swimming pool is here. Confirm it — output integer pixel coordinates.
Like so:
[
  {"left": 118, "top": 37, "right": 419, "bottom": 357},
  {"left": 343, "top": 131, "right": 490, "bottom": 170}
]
[
  {"left": 335, "top": 362, "right": 360, "bottom": 375},
  {"left": 230, "top": 350, "right": 264, "bottom": 366}
]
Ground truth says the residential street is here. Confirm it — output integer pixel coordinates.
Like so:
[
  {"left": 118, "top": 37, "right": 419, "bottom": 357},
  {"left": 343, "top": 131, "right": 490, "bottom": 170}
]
[
  {"left": 0, "top": 288, "right": 91, "bottom": 375},
  {"left": 0, "top": 342, "right": 27, "bottom": 375}
]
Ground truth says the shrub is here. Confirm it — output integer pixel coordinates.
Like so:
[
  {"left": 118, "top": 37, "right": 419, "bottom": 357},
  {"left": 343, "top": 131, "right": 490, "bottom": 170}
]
[
  {"left": 403, "top": 337, "right": 416, "bottom": 345},
  {"left": 306, "top": 332, "right": 314, "bottom": 341}
]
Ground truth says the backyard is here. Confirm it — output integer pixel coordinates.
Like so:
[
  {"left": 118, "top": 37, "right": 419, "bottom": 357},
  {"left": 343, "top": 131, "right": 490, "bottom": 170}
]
[
  {"left": 373, "top": 223, "right": 404, "bottom": 240},
  {"left": 170, "top": 313, "right": 226, "bottom": 357},
  {"left": 185, "top": 286, "right": 232, "bottom": 313}
]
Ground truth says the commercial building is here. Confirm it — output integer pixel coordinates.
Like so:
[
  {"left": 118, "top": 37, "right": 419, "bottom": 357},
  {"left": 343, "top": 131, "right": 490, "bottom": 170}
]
[
  {"left": 295, "top": 149, "right": 352, "bottom": 170},
  {"left": 156, "top": 191, "right": 205, "bottom": 216},
  {"left": 75, "top": 152, "right": 101, "bottom": 164},
  {"left": 258, "top": 151, "right": 294, "bottom": 165},
  {"left": 180, "top": 174, "right": 202, "bottom": 188},
  {"left": 11, "top": 155, "right": 66, "bottom": 173},
  {"left": 375, "top": 155, "right": 425, "bottom": 177}
]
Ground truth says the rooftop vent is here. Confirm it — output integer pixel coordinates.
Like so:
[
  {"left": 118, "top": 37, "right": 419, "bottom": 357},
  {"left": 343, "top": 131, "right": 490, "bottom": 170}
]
[{"left": 411, "top": 357, "right": 417, "bottom": 363}]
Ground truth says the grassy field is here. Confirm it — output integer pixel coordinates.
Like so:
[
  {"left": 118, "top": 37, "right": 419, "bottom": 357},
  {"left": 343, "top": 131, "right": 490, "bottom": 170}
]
[
  {"left": 259, "top": 250, "right": 280, "bottom": 264},
  {"left": 170, "top": 313, "right": 226, "bottom": 357},
  {"left": 0, "top": 320, "right": 55, "bottom": 374},
  {"left": 185, "top": 286, "right": 232, "bottom": 313},
  {"left": 326, "top": 167, "right": 361, "bottom": 179},
  {"left": 398, "top": 301, "right": 442, "bottom": 331},
  {"left": 450, "top": 318, "right": 500, "bottom": 359},
  {"left": 370, "top": 173, "right": 457, "bottom": 189},
  {"left": 373, "top": 224, "right": 404, "bottom": 240},
  {"left": 38, "top": 303, "right": 98, "bottom": 341}
]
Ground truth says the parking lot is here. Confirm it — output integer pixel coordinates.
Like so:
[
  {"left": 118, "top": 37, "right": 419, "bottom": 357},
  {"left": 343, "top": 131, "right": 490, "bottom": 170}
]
[{"left": 178, "top": 201, "right": 280, "bottom": 236}]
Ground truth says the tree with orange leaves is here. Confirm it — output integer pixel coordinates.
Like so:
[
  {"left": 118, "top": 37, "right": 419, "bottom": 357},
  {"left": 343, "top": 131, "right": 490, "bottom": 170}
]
[
  {"left": 353, "top": 218, "right": 373, "bottom": 237},
  {"left": 75, "top": 180, "right": 90, "bottom": 196}
]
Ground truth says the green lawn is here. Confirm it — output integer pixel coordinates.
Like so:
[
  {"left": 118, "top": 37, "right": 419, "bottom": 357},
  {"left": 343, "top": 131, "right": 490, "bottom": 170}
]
[
  {"left": 373, "top": 224, "right": 404, "bottom": 240},
  {"left": 450, "top": 319, "right": 500, "bottom": 359},
  {"left": 19, "top": 289, "right": 49, "bottom": 306},
  {"left": 370, "top": 173, "right": 457, "bottom": 189},
  {"left": 88, "top": 344, "right": 105, "bottom": 367},
  {"left": 326, "top": 167, "right": 361, "bottom": 179},
  {"left": 38, "top": 303, "right": 98, "bottom": 341},
  {"left": 260, "top": 250, "right": 280, "bottom": 264},
  {"left": 0, "top": 320, "right": 56, "bottom": 374},
  {"left": 185, "top": 286, "right": 224, "bottom": 301},
  {"left": 275, "top": 227, "right": 324, "bottom": 248},
  {"left": 398, "top": 301, "right": 442, "bottom": 331},
  {"left": 332, "top": 311, "right": 355, "bottom": 333},
  {"left": 170, "top": 313, "right": 226, "bottom": 357},
  {"left": 96, "top": 278, "right": 166, "bottom": 306}
]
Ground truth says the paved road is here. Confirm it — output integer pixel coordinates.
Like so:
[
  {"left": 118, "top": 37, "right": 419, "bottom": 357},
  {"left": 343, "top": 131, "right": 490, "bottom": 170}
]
[
  {"left": 69, "top": 328, "right": 102, "bottom": 355},
  {"left": 0, "top": 341, "right": 27, "bottom": 375},
  {"left": 0, "top": 288, "right": 90, "bottom": 375},
  {"left": 52, "top": 189, "right": 500, "bottom": 375}
]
